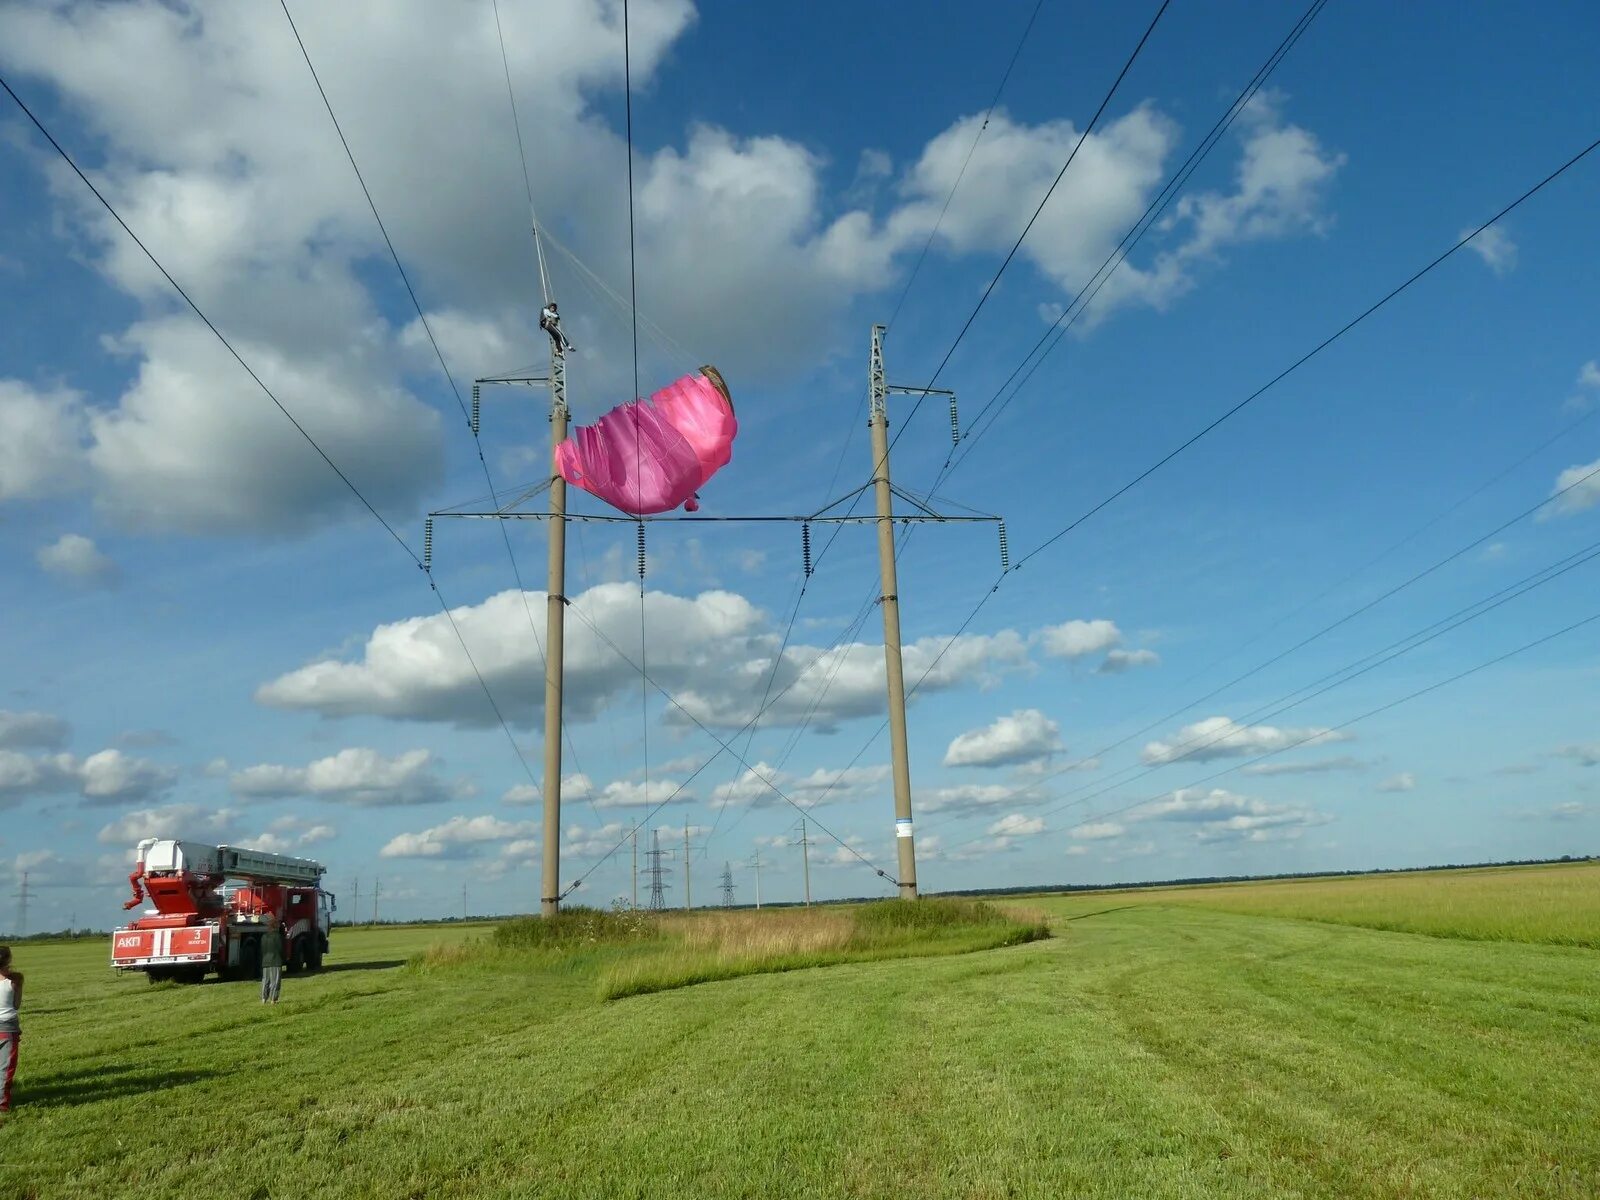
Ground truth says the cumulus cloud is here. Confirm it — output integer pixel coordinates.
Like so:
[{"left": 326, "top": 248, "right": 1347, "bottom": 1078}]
[
  {"left": 1038, "top": 619, "right": 1121, "bottom": 660},
  {"left": 2, "top": 747, "right": 177, "bottom": 808},
  {"left": 1548, "top": 458, "right": 1600, "bottom": 516},
  {"left": 592, "top": 778, "right": 694, "bottom": 809},
  {"left": 1463, "top": 223, "right": 1516, "bottom": 275},
  {"left": 257, "top": 582, "right": 1031, "bottom": 731},
  {"left": 1097, "top": 648, "right": 1159, "bottom": 674},
  {"left": 986, "top": 813, "right": 1045, "bottom": 838},
  {"left": 230, "top": 747, "right": 467, "bottom": 806},
  {"left": 1070, "top": 821, "right": 1125, "bottom": 841},
  {"left": 1242, "top": 755, "right": 1367, "bottom": 777},
  {"left": 1141, "top": 716, "right": 1350, "bottom": 765},
  {"left": 501, "top": 784, "right": 541, "bottom": 806},
  {"left": 918, "top": 784, "right": 1020, "bottom": 816},
  {"left": 711, "top": 762, "right": 888, "bottom": 810},
  {"left": 0, "top": 710, "right": 70, "bottom": 750},
  {"left": 943, "top": 709, "right": 1062, "bottom": 768},
  {"left": 1377, "top": 772, "right": 1416, "bottom": 793},
  {"left": 36, "top": 533, "right": 120, "bottom": 587},
  {"left": 1556, "top": 744, "right": 1600, "bottom": 767},
  {"left": 380, "top": 814, "right": 536, "bottom": 859},
  {"left": 1132, "top": 787, "right": 1329, "bottom": 843},
  {"left": 96, "top": 803, "right": 236, "bottom": 845},
  {"left": 0, "top": 380, "right": 87, "bottom": 501}
]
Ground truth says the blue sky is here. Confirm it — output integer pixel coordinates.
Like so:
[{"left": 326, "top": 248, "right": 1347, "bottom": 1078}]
[{"left": 2, "top": 0, "right": 1598, "bottom": 929}]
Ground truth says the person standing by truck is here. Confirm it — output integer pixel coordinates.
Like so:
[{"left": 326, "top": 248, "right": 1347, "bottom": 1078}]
[
  {"left": 0, "top": 945, "right": 21, "bottom": 1111},
  {"left": 259, "top": 924, "right": 284, "bottom": 1005}
]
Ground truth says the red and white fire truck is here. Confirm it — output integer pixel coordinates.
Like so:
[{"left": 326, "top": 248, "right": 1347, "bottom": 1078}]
[{"left": 112, "top": 838, "right": 335, "bottom": 983}]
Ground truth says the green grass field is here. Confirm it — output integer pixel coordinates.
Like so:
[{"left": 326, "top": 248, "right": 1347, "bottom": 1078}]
[{"left": 3, "top": 865, "right": 1598, "bottom": 1199}]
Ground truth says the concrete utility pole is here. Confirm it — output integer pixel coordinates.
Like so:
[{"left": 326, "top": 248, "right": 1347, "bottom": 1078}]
[
  {"left": 869, "top": 324, "right": 919, "bottom": 900},
  {"left": 631, "top": 828, "right": 639, "bottom": 908},
  {"left": 749, "top": 848, "right": 763, "bottom": 909},
  {"left": 540, "top": 284, "right": 570, "bottom": 918},
  {"left": 372, "top": 878, "right": 380, "bottom": 924},
  {"left": 351, "top": 878, "right": 359, "bottom": 927},
  {"left": 682, "top": 820, "right": 692, "bottom": 910},
  {"left": 462, "top": 883, "right": 469, "bottom": 921},
  {"left": 794, "top": 819, "right": 812, "bottom": 906}
]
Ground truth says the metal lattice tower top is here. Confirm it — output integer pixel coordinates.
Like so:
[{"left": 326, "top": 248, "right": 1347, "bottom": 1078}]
[
  {"left": 646, "top": 829, "right": 669, "bottom": 911},
  {"left": 719, "top": 862, "right": 735, "bottom": 908}
]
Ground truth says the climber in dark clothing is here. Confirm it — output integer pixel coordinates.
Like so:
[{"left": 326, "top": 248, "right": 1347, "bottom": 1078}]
[{"left": 540, "top": 302, "right": 575, "bottom": 354}]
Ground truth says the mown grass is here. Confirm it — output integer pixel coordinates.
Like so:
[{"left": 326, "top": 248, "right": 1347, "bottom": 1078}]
[
  {"left": 416, "top": 898, "right": 1047, "bottom": 999},
  {"left": 4, "top": 875, "right": 1599, "bottom": 1198},
  {"left": 1023, "top": 859, "right": 1600, "bottom": 947}
]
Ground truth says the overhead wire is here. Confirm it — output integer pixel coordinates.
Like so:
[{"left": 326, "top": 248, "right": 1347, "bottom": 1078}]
[
  {"left": 0, "top": 67, "right": 545, "bottom": 795},
  {"left": 701, "top": 0, "right": 1164, "bottom": 861},
  {"left": 775, "top": 129, "right": 1600, "bottom": 860},
  {"left": 986, "top": 605, "right": 1600, "bottom": 854},
  {"left": 285, "top": 0, "right": 600, "bottom": 825},
  {"left": 928, "top": 518, "right": 1600, "bottom": 842}
]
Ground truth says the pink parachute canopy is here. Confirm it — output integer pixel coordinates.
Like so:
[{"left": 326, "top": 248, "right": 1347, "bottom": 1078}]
[{"left": 555, "top": 366, "right": 736, "bottom": 515}]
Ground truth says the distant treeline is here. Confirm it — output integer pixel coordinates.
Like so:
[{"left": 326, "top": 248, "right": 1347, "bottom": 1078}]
[
  {"left": 932, "top": 854, "right": 1598, "bottom": 901},
  {"left": 7, "top": 856, "right": 1592, "bottom": 940}
]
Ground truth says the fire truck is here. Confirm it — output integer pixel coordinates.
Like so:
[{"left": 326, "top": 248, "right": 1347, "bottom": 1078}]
[{"left": 112, "top": 838, "right": 335, "bottom": 983}]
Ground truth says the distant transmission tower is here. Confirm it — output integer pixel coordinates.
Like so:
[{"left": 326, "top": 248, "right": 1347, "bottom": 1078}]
[
  {"left": 646, "top": 829, "right": 669, "bottom": 911},
  {"left": 719, "top": 862, "right": 736, "bottom": 907},
  {"left": 12, "top": 870, "right": 30, "bottom": 938}
]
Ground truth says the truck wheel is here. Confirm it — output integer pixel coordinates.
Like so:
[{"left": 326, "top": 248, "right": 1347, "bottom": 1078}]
[
  {"left": 146, "top": 968, "right": 172, "bottom": 984},
  {"left": 290, "top": 937, "right": 309, "bottom": 973},
  {"left": 308, "top": 941, "right": 324, "bottom": 971},
  {"left": 241, "top": 937, "right": 261, "bottom": 981},
  {"left": 176, "top": 966, "right": 207, "bottom": 985}
]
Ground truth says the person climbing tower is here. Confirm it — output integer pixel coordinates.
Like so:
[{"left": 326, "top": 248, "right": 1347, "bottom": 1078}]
[{"left": 540, "top": 301, "right": 574, "bottom": 354}]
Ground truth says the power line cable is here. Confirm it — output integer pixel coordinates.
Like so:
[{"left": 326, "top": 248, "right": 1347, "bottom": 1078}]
[
  {"left": 1014, "top": 605, "right": 1600, "bottom": 851},
  {"left": 1011, "top": 132, "right": 1600, "bottom": 571},
  {"left": 0, "top": 67, "right": 545, "bottom": 796},
  {"left": 930, "top": 522, "right": 1600, "bottom": 841},
  {"left": 285, "top": 1, "right": 598, "bottom": 820}
]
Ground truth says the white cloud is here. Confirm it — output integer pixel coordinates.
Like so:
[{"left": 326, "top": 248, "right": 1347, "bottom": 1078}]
[
  {"left": 0, "top": 380, "right": 86, "bottom": 501},
  {"left": 1070, "top": 821, "right": 1125, "bottom": 841},
  {"left": 1141, "top": 716, "right": 1350, "bottom": 765},
  {"left": 1097, "top": 648, "right": 1160, "bottom": 674},
  {"left": 592, "top": 778, "right": 694, "bottom": 809},
  {"left": 0, "top": 747, "right": 177, "bottom": 808},
  {"left": 230, "top": 747, "right": 466, "bottom": 807},
  {"left": 918, "top": 784, "right": 1019, "bottom": 816},
  {"left": 97, "top": 803, "right": 236, "bottom": 845},
  {"left": 1242, "top": 755, "right": 1367, "bottom": 777},
  {"left": 986, "top": 813, "right": 1045, "bottom": 838},
  {"left": 0, "top": 711, "right": 70, "bottom": 750},
  {"left": 36, "top": 533, "right": 120, "bottom": 587},
  {"left": 1557, "top": 744, "right": 1600, "bottom": 767},
  {"left": 1548, "top": 458, "right": 1600, "bottom": 516},
  {"left": 501, "top": 784, "right": 540, "bottom": 806},
  {"left": 1377, "top": 772, "right": 1416, "bottom": 793},
  {"left": 1463, "top": 223, "right": 1517, "bottom": 275},
  {"left": 1581, "top": 361, "right": 1600, "bottom": 390},
  {"left": 943, "top": 709, "right": 1062, "bottom": 768},
  {"left": 380, "top": 814, "right": 537, "bottom": 859},
  {"left": 1132, "top": 787, "right": 1329, "bottom": 843},
  {"left": 257, "top": 582, "right": 1031, "bottom": 732},
  {"left": 711, "top": 762, "right": 888, "bottom": 810},
  {"left": 1038, "top": 619, "right": 1121, "bottom": 659}
]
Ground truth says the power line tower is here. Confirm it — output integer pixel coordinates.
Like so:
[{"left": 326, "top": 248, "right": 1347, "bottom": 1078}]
[
  {"left": 646, "top": 829, "right": 669, "bottom": 911},
  {"left": 719, "top": 861, "right": 736, "bottom": 907},
  {"left": 747, "top": 848, "right": 763, "bottom": 910},
  {"left": 351, "top": 878, "right": 359, "bottom": 927},
  {"left": 12, "top": 870, "right": 30, "bottom": 938},
  {"left": 372, "top": 877, "right": 381, "bottom": 924},
  {"left": 793, "top": 819, "right": 812, "bottom": 906},
  {"left": 682, "top": 819, "right": 695, "bottom": 911}
]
